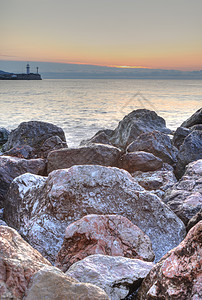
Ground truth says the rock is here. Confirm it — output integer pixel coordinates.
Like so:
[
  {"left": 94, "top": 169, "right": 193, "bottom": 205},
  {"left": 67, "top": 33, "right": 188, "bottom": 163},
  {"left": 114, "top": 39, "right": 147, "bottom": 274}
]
[
  {"left": 0, "top": 226, "right": 51, "bottom": 300},
  {"left": 80, "top": 129, "right": 114, "bottom": 146},
  {"left": 175, "top": 130, "right": 202, "bottom": 178},
  {"left": 172, "top": 126, "right": 190, "bottom": 149},
  {"left": 137, "top": 221, "right": 202, "bottom": 300},
  {"left": 0, "top": 220, "right": 7, "bottom": 226},
  {"left": 187, "top": 210, "right": 202, "bottom": 232},
  {"left": 66, "top": 254, "right": 154, "bottom": 300},
  {"left": 3, "top": 145, "right": 34, "bottom": 159},
  {"left": 127, "top": 130, "right": 178, "bottom": 166},
  {"left": 2, "top": 121, "right": 66, "bottom": 158},
  {"left": 181, "top": 108, "right": 202, "bottom": 128},
  {"left": 164, "top": 159, "right": 202, "bottom": 226},
  {"left": 118, "top": 151, "right": 163, "bottom": 173},
  {"left": 56, "top": 214, "right": 154, "bottom": 272},
  {"left": 4, "top": 165, "right": 186, "bottom": 263},
  {"left": 0, "top": 156, "right": 46, "bottom": 208},
  {"left": 47, "top": 144, "right": 121, "bottom": 174},
  {"left": 109, "top": 109, "right": 171, "bottom": 149},
  {"left": 132, "top": 168, "right": 177, "bottom": 199},
  {"left": 0, "top": 127, "right": 10, "bottom": 145},
  {"left": 40, "top": 135, "right": 67, "bottom": 158},
  {"left": 24, "top": 266, "right": 109, "bottom": 300}
]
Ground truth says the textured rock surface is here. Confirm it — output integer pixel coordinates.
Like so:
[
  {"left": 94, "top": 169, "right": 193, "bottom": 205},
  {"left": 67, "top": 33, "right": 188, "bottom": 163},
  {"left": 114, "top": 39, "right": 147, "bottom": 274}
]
[
  {"left": 47, "top": 144, "right": 121, "bottom": 173},
  {"left": 4, "top": 165, "right": 186, "bottom": 263},
  {"left": 0, "top": 226, "right": 51, "bottom": 300},
  {"left": 109, "top": 109, "right": 171, "bottom": 149},
  {"left": 187, "top": 209, "right": 202, "bottom": 232},
  {"left": 165, "top": 159, "right": 202, "bottom": 225},
  {"left": 137, "top": 221, "right": 202, "bottom": 300},
  {"left": 2, "top": 121, "right": 66, "bottom": 158},
  {"left": 127, "top": 130, "right": 178, "bottom": 166},
  {"left": 132, "top": 168, "right": 177, "bottom": 199},
  {"left": 80, "top": 129, "right": 114, "bottom": 146},
  {"left": 0, "top": 127, "right": 10, "bottom": 145},
  {"left": 40, "top": 135, "right": 67, "bottom": 158},
  {"left": 172, "top": 126, "right": 190, "bottom": 149},
  {"left": 118, "top": 151, "right": 163, "bottom": 173},
  {"left": 24, "top": 266, "right": 109, "bottom": 300},
  {"left": 3, "top": 145, "right": 34, "bottom": 159},
  {"left": 56, "top": 214, "right": 154, "bottom": 271},
  {"left": 66, "top": 254, "right": 154, "bottom": 300},
  {"left": 175, "top": 130, "right": 202, "bottom": 178},
  {"left": 181, "top": 107, "right": 202, "bottom": 128},
  {"left": 0, "top": 156, "right": 46, "bottom": 207}
]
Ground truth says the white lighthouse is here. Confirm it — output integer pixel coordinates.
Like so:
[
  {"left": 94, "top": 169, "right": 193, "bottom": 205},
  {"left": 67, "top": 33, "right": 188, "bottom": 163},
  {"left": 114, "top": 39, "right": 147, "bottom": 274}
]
[{"left": 26, "top": 63, "right": 30, "bottom": 74}]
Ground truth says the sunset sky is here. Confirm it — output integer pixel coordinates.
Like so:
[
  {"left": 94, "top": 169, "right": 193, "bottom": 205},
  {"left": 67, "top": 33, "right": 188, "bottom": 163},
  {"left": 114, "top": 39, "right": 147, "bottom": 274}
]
[{"left": 1, "top": 0, "right": 202, "bottom": 70}]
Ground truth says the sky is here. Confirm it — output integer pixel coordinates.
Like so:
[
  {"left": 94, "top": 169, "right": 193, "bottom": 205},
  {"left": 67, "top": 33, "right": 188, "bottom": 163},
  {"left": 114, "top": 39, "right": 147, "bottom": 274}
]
[{"left": 1, "top": 0, "right": 202, "bottom": 71}]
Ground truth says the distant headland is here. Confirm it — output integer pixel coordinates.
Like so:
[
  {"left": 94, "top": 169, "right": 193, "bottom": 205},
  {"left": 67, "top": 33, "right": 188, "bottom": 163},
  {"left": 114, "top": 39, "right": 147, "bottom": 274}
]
[{"left": 0, "top": 64, "right": 42, "bottom": 80}]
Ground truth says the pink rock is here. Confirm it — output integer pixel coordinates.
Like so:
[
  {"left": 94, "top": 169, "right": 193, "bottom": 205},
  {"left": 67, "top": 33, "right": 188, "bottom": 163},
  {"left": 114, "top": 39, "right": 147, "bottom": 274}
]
[
  {"left": 137, "top": 221, "right": 202, "bottom": 300},
  {"left": 56, "top": 214, "right": 155, "bottom": 272}
]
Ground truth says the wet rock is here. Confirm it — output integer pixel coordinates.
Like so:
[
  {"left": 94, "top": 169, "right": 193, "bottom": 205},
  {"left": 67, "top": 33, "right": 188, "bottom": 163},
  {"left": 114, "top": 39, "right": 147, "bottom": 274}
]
[
  {"left": 2, "top": 121, "right": 66, "bottom": 158},
  {"left": 164, "top": 159, "right": 202, "bottom": 226},
  {"left": 0, "top": 226, "right": 51, "bottom": 300},
  {"left": 137, "top": 221, "right": 202, "bottom": 300},
  {"left": 172, "top": 126, "right": 190, "bottom": 149},
  {"left": 0, "top": 156, "right": 46, "bottom": 208},
  {"left": 175, "top": 130, "right": 202, "bottom": 178},
  {"left": 181, "top": 107, "right": 202, "bottom": 128},
  {"left": 118, "top": 151, "right": 163, "bottom": 173},
  {"left": 132, "top": 168, "right": 177, "bottom": 199},
  {"left": 80, "top": 129, "right": 114, "bottom": 146},
  {"left": 4, "top": 165, "right": 185, "bottom": 263},
  {"left": 109, "top": 109, "right": 171, "bottom": 149},
  {"left": 47, "top": 144, "right": 121, "bottom": 174},
  {"left": 56, "top": 214, "right": 154, "bottom": 272},
  {"left": 127, "top": 130, "right": 178, "bottom": 166},
  {"left": 0, "top": 127, "right": 10, "bottom": 146},
  {"left": 66, "top": 254, "right": 154, "bottom": 300},
  {"left": 24, "top": 265, "right": 109, "bottom": 300}
]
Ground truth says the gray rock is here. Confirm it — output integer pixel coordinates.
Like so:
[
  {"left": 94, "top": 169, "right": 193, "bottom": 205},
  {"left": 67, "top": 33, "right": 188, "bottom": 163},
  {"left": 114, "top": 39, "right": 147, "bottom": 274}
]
[
  {"left": 0, "top": 127, "right": 10, "bottom": 145},
  {"left": 164, "top": 159, "right": 202, "bottom": 225},
  {"left": 187, "top": 209, "right": 202, "bottom": 232},
  {"left": 127, "top": 130, "right": 178, "bottom": 166},
  {"left": 47, "top": 144, "right": 121, "bottom": 174},
  {"left": 2, "top": 121, "right": 66, "bottom": 158},
  {"left": 181, "top": 108, "right": 202, "bottom": 128},
  {"left": 175, "top": 130, "right": 202, "bottom": 178},
  {"left": 4, "top": 165, "right": 186, "bottom": 263},
  {"left": 118, "top": 151, "right": 163, "bottom": 173},
  {"left": 109, "top": 109, "right": 171, "bottom": 149},
  {"left": 172, "top": 126, "right": 190, "bottom": 149},
  {"left": 40, "top": 135, "right": 68, "bottom": 158},
  {"left": 0, "top": 156, "right": 46, "bottom": 208},
  {"left": 80, "top": 129, "right": 114, "bottom": 146},
  {"left": 66, "top": 254, "right": 154, "bottom": 300}
]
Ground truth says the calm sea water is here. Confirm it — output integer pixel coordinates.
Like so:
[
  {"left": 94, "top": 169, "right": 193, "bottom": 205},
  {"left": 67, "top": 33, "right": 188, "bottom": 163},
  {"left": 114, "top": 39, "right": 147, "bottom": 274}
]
[{"left": 0, "top": 79, "right": 201, "bottom": 147}]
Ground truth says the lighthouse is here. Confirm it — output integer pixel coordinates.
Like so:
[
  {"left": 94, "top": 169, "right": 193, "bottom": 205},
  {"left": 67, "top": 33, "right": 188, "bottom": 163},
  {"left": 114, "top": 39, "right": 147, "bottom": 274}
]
[{"left": 26, "top": 63, "right": 30, "bottom": 74}]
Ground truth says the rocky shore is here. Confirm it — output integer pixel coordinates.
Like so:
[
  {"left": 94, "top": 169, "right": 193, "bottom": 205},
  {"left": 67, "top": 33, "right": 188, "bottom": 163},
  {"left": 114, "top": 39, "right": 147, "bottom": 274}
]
[{"left": 0, "top": 108, "right": 201, "bottom": 299}]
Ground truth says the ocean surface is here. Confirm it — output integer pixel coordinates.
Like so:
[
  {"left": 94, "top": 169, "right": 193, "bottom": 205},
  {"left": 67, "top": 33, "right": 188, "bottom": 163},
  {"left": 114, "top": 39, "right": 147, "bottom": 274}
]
[{"left": 0, "top": 79, "right": 201, "bottom": 147}]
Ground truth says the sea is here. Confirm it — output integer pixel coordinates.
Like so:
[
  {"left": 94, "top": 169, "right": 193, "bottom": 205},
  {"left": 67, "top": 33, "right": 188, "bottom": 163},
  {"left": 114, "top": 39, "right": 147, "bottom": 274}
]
[{"left": 0, "top": 79, "right": 201, "bottom": 147}]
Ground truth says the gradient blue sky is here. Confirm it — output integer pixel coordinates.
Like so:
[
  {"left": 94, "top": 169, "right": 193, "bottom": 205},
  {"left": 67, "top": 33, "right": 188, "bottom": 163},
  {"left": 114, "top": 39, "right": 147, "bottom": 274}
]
[{"left": 1, "top": 0, "right": 202, "bottom": 70}]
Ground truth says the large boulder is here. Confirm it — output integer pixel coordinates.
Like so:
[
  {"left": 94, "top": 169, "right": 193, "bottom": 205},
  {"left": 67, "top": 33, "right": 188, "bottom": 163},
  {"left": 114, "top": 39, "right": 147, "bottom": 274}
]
[
  {"left": 0, "top": 127, "right": 10, "bottom": 146},
  {"left": 127, "top": 130, "right": 178, "bottom": 166},
  {"left": 4, "top": 165, "right": 186, "bottom": 263},
  {"left": 2, "top": 121, "right": 67, "bottom": 158},
  {"left": 56, "top": 214, "right": 154, "bottom": 272},
  {"left": 66, "top": 254, "right": 154, "bottom": 300},
  {"left": 164, "top": 159, "right": 202, "bottom": 226},
  {"left": 24, "top": 266, "right": 109, "bottom": 300},
  {"left": 181, "top": 108, "right": 202, "bottom": 128},
  {"left": 118, "top": 151, "right": 163, "bottom": 173},
  {"left": 109, "top": 109, "right": 171, "bottom": 149},
  {"left": 0, "top": 156, "right": 46, "bottom": 208},
  {"left": 137, "top": 221, "right": 202, "bottom": 300},
  {"left": 0, "top": 226, "right": 51, "bottom": 300},
  {"left": 47, "top": 144, "right": 121, "bottom": 174},
  {"left": 175, "top": 130, "right": 202, "bottom": 178}
]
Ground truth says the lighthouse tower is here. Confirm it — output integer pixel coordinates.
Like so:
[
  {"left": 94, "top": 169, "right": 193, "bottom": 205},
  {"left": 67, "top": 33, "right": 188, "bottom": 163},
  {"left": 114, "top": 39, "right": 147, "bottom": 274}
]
[{"left": 26, "top": 63, "right": 30, "bottom": 74}]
